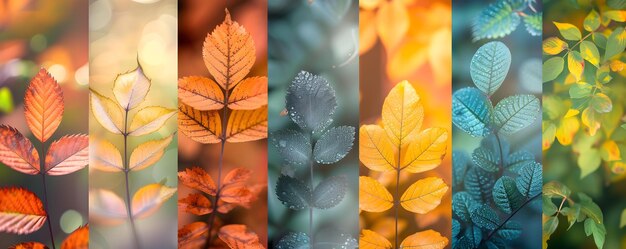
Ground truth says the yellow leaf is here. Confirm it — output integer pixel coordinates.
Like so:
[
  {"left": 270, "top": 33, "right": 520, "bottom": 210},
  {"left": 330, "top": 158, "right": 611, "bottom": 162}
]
[
  {"left": 178, "top": 76, "right": 224, "bottom": 111},
  {"left": 359, "top": 176, "right": 393, "bottom": 212},
  {"left": 582, "top": 107, "right": 600, "bottom": 136},
  {"left": 610, "top": 60, "right": 624, "bottom": 72},
  {"left": 359, "top": 125, "right": 397, "bottom": 172},
  {"left": 371, "top": 217, "right": 407, "bottom": 239},
  {"left": 90, "top": 91, "right": 124, "bottom": 134},
  {"left": 228, "top": 76, "right": 268, "bottom": 110},
  {"left": 555, "top": 117, "right": 579, "bottom": 146},
  {"left": 376, "top": 0, "right": 409, "bottom": 50},
  {"left": 542, "top": 122, "right": 556, "bottom": 150},
  {"left": 203, "top": 9, "right": 255, "bottom": 90},
  {"left": 89, "top": 189, "right": 127, "bottom": 226},
  {"left": 602, "top": 141, "right": 621, "bottom": 161},
  {"left": 128, "top": 106, "right": 176, "bottom": 136},
  {"left": 429, "top": 29, "right": 452, "bottom": 85},
  {"left": 564, "top": 109, "right": 580, "bottom": 118},
  {"left": 382, "top": 81, "right": 423, "bottom": 146},
  {"left": 90, "top": 138, "right": 123, "bottom": 172},
  {"left": 226, "top": 107, "right": 268, "bottom": 143},
  {"left": 113, "top": 65, "right": 150, "bottom": 110},
  {"left": 131, "top": 183, "right": 176, "bottom": 219},
  {"left": 400, "top": 230, "right": 448, "bottom": 249},
  {"left": 129, "top": 133, "right": 174, "bottom": 171},
  {"left": 360, "top": 229, "right": 392, "bottom": 249},
  {"left": 542, "top": 37, "right": 568, "bottom": 55},
  {"left": 178, "top": 103, "right": 222, "bottom": 144},
  {"left": 567, "top": 51, "right": 584, "bottom": 82},
  {"left": 400, "top": 128, "right": 448, "bottom": 173},
  {"left": 359, "top": 9, "right": 378, "bottom": 55},
  {"left": 386, "top": 39, "right": 429, "bottom": 81},
  {"left": 400, "top": 177, "right": 448, "bottom": 214},
  {"left": 360, "top": 0, "right": 382, "bottom": 10}
]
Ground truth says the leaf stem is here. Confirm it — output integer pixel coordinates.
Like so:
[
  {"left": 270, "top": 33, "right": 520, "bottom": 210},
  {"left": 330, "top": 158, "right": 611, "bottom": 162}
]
[
  {"left": 563, "top": 32, "right": 593, "bottom": 58},
  {"left": 123, "top": 109, "right": 141, "bottom": 249},
  {"left": 309, "top": 132, "right": 314, "bottom": 245},
  {"left": 479, "top": 193, "right": 541, "bottom": 247},
  {"left": 495, "top": 133, "right": 505, "bottom": 176},
  {"left": 395, "top": 140, "right": 402, "bottom": 249},
  {"left": 40, "top": 141, "right": 56, "bottom": 249}
]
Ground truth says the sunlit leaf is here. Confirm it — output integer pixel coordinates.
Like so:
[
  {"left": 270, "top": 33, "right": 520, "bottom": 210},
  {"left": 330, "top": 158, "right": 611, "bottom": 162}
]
[
  {"left": 578, "top": 147, "right": 601, "bottom": 178},
  {"left": 286, "top": 71, "right": 337, "bottom": 133},
  {"left": 312, "top": 175, "right": 347, "bottom": 209},
  {"left": 360, "top": 229, "right": 391, "bottom": 249},
  {"left": 580, "top": 41, "right": 600, "bottom": 67},
  {"left": 543, "top": 37, "right": 568, "bottom": 55},
  {"left": 605, "top": 27, "right": 626, "bottom": 62},
  {"left": 43, "top": 134, "right": 88, "bottom": 175},
  {"left": 218, "top": 224, "right": 264, "bottom": 249},
  {"left": 382, "top": 81, "right": 423, "bottom": 146},
  {"left": 132, "top": 183, "right": 176, "bottom": 219},
  {"left": 401, "top": 128, "right": 448, "bottom": 173},
  {"left": 400, "top": 230, "right": 448, "bottom": 249},
  {"left": 179, "top": 167, "right": 217, "bottom": 196},
  {"left": 24, "top": 68, "right": 63, "bottom": 142},
  {"left": 400, "top": 177, "right": 448, "bottom": 214},
  {"left": 220, "top": 186, "right": 256, "bottom": 207},
  {"left": 0, "top": 125, "right": 40, "bottom": 175},
  {"left": 0, "top": 187, "right": 46, "bottom": 234},
  {"left": 452, "top": 88, "right": 493, "bottom": 137},
  {"left": 604, "top": 10, "right": 626, "bottom": 22},
  {"left": 90, "top": 91, "right": 124, "bottom": 134},
  {"left": 228, "top": 76, "right": 268, "bottom": 110},
  {"left": 584, "top": 10, "right": 600, "bottom": 31},
  {"left": 226, "top": 107, "right": 268, "bottom": 142},
  {"left": 567, "top": 51, "right": 585, "bottom": 81},
  {"left": 178, "top": 76, "right": 224, "bottom": 111},
  {"left": 590, "top": 93, "right": 612, "bottom": 113},
  {"left": 113, "top": 64, "right": 150, "bottom": 111},
  {"left": 129, "top": 133, "right": 173, "bottom": 171},
  {"left": 88, "top": 189, "right": 127, "bottom": 225},
  {"left": 359, "top": 176, "right": 393, "bottom": 213},
  {"left": 601, "top": 141, "right": 621, "bottom": 162},
  {"left": 276, "top": 175, "right": 310, "bottom": 210},
  {"left": 61, "top": 224, "right": 89, "bottom": 249},
  {"left": 90, "top": 139, "right": 123, "bottom": 172},
  {"left": 376, "top": 0, "right": 408, "bottom": 50},
  {"left": 0, "top": 87, "right": 14, "bottom": 113},
  {"left": 223, "top": 168, "right": 252, "bottom": 187},
  {"left": 359, "top": 10, "right": 377, "bottom": 55},
  {"left": 178, "top": 103, "right": 222, "bottom": 144},
  {"left": 128, "top": 106, "right": 175, "bottom": 136},
  {"left": 359, "top": 125, "right": 396, "bottom": 172},
  {"left": 471, "top": 41, "right": 511, "bottom": 96},
  {"left": 314, "top": 126, "right": 355, "bottom": 164},
  {"left": 554, "top": 22, "right": 581, "bottom": 40}
]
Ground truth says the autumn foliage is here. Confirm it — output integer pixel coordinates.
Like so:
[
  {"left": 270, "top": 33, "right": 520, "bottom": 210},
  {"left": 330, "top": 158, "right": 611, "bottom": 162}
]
[
  {"left": 0, "top": 68, "right": 89, "bottom": 248},
  {"left": 177, "top": 9, "right": 267, "bottom": 249}
]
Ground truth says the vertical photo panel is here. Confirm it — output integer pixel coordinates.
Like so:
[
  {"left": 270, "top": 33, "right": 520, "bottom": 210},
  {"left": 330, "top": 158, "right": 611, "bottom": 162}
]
[
  {"left": 177, "top": 0, "right": 269, "bottom": 248},
  {"left": 451, "top": 0, "right": 543, "bottom": 248},
  {"left": 89, "top": 0, "right": 178, "bottom": 248},
  {"left": 267, "top": 0, "right": 359, "bottom": 248},
  {"left": 0, "top": 1, "right": 89, "bottom": 248},
  {"left": 358, "top": 0, "right": 452, "bottom": 248},
  {"left": 542, "top": 1, "right": 626, "bottom": 248}
]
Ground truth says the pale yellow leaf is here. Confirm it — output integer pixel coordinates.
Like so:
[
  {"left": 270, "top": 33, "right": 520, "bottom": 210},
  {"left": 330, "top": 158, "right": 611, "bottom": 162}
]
[
  {"left": 89, "top": 189, "right": 127, "bottom": 226},
  {"left": 90, "top": 138, "right": 123, "bottom": 172},
  {"left": 359, "top": 176, "right": 393, "bottom": 212},
  {"left": 382, "top": 81, "right": 423, "bottom": 146},
  {"left": 90, "top": 91, "right": 124, "bottom": 134},
  {"left": 228, "top": 76, "right": 268, "bottom": 110},
  {"left": 400, "top": 177, "right": 448, "bottom": 214},
  {"left": 178, "top": 76, "right": 224, "bottom": 111},
  {"left": 178, "top": 103, "right": 222, "bottom": 144},
  {"left": 359, "top": 125, "right": 397, "bottom": 172},
  {"left": 129, "top": 133, "right": 174, "bottom": 171},
  {"left": 400, "top": 128, "right": 448, "bottom": 173},
  {"left": 113, "top": 65, "right": 150, "bottom": 110},
  {"left": 226, "top": 106, "right": 268, "bottom": 143},
  {"left": 360, "top": 229, "right": 392, "bottom": 249},
  {"left": 128, "top": 106, "right": 175, "bottom": 136},
  {"left": 360, "top": 0, "right": 382, "bottom": 10},
  {"left": 400, "top": 230, "right": 448, "bottom": 249},
  {"left": 131, "top": 183, "right": 176, "bottom": 219}
]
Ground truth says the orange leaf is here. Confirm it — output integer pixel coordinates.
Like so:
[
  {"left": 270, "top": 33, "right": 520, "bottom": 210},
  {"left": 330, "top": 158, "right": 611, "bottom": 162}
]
[
  {"left": 0, "top": 125, "right": 40, "bottom": 175},
  {"left": 376, "top": 0, "right": 409, "bottom": 51},
  {"left": 129, "top": 133, "right": 174, "bottom": 171},
  {"left": 89, "top": 139, "right": 123, "bottom": 172},
  {"left": 218, "top": 225, "right": 264, "bottom": 249},
  {"left": 178, "top": 221, "right": 209, "bottom": 247},
  {"left": 226, "top": 107, "right": 268, "bottom": 143},
  {"left": 179, "top": 193, "right": 213, "bottom": 215},
  {"left": 400, "top": 230, "right": 448, "bottom": 249},
  {"left": 203, "top": 9, "right": 256, "bottom": 90},
  {"left": 359, "top": 9, "right": 378, "bottom": 55},
  {"left": 178, "top": 103, "right": 222, "bottom": 144},
  {"left": 222, "top": 168, "right": 251, "bottom": 187},
  {"left": 178, "top": 76, "right": 224, "bottom": 111},
  {"left": 88, "top": 189, "right": 127, "bottom": 226},
  {"left": 220, "top": 186, "right": 255, "bottom": 207},
  {"left": 24, "top": 68, "right": 64, "bottom": 142},
  {"left": 131, "top": 183, "right": 176, "bottom": 219},
  {"left": 179, "top": 167, "right": 218, "bottom": 195},
  {"left": 360, "top": 229, "right": 392, "bottom": 249},
  {"left": 45, "top": 134, "right": 88, "bottom": 175},
  {"left": 0, "top": 187, "right": 47, "bottom": 234},
  {"left": 217, "top": 200, "right": 238, "bottom": 214},
  {"left": 61, "top": 224, "right": 88, "bottom": 249},
  {"left": 9, "top": 242, "right": 49, "bottom": 249},
  {"left": 228, "top": 76, "right": 268, "bottom": 110}
]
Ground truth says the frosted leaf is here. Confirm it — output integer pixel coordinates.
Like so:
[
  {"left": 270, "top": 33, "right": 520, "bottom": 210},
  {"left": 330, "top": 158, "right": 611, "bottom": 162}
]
[{"left": 313, "top": 126, "right": 355, "bottom": 164}]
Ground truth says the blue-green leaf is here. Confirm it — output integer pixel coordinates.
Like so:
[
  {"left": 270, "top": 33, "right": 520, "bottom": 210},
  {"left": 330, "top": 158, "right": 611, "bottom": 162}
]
[
  {"left": 481, "top": 134, "right": 510, "bottom": 163},
  {"left": 286, "top": 71, "right": 337, "bottom": 133},
  {"left": 312, "top": 175, "right": 347, "bottom": 209},
  {"left": 272, "top": 129, "right": 311, "bottom": 167},
  {"left": 493, "top": 94, "right": 540, "bottom": 135},
  {"left": 464, "top": 225, "right": 482, "bottom": 247},
  {"left": 470, "top": 41, "right": 511, "bottom": 96},
  {"left": 313, "top": 126, "right": 355, "bottom": 164},
  {"left": 453, "top": 236, "right": 474, "bottom": 249},
  {"left": 453, "top": 151, "right": 470, "bottom": 187},
  {"left": 523, "top": 13, "right": 542, "bottom": 36},
  {"left": 453, "top": 192, "right": 477, "bottom": 222},
  {"left": 464, "top": 167, "right": 495, "bottom": 203},
  {"left": 452, "top": 88, "right": 493, "bottom": 137},
  {"left": 472, "top": 147, "right": 500, "bottom": 172},
  {"left": 470, "top": 205, "right": 500, "bottom": 230},
  {"left": 516, "top": 162, "right": 542, "bottom": 198},
  {"left": 452, "top": 219, "right": 461, "bottom": 238},
  {"left": 497, "top": 221, "right": 522, "bottom": 240},
  {"left": 472, "top": 1, "right": 520, "bottom": 41},
  {"left": 276, "top": 232, "right": 310, "bottom": 249},
  {"left": 506, "top": 150, "right": 534, "bottom": 172},
  {"left": 493, "top": 176, "right": 524, "bottom": 213},
  {"left": 276, "top": 175, "right": 311, "bottom": 210}
]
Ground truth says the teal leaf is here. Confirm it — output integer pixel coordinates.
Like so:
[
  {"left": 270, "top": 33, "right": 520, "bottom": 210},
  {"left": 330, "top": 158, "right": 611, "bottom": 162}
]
[
  {"left": 472, "top": 147, "right": 500, "bottom": 172},
  {"left": 523, "top": 13, "right": 542, "bottom": 36},
  {"left": 272, "top": 129, "right": 311, "bottom": 167},
  {"left": 497, "top": 221, "right": 522, "bottom": 240},
  {"left": 470, "top": 205, "right": 500, "bottom": 230},
  {"left": 493, "top": 176, "right": 524, "bottom": 213},
  {"left": 276, "top": 232, "right": 310, "bottom": 249},
  {"left": 453, "top": 192, "right": 477, "bottom": 222},
  {"left": 452, "top": 219, "right": 461, "bottom": 238},
  {"left": 276, "top": 175, "right": 311, "bottom": 210},
  {"left": 493, "top": 94, "right": 540, "bottom": 135},
  {"left": 584, "top": 219, "right": 606, "bottom": 249},
  {"left": 452, "top": 88, "right": 493, "bottom": 137},
  {"left": 470, "top": 41, "right": 511, "bottom": 96},
  {"left": 313, "top": 126, "right": 355, "bottom": 164},
  {"left": 453, "top": 151, "right": 470, "bottom": 187},
  {"left": 472, "top": 1, "right": 520, "bottom": 41},
  {"left": 543, "top": 57, "right": 564, "bottom": 82},
  {"left": 481, "top": 134, "right": 510, "bottom": 163},
  {"left": 453, "top": 236, "right": 474, "bottom": 249},
  {"left": 516, "top": 162, "right": 542, "bottom": 198},
  {"left": 464, "top": 167, "right": 495, "bottom": 203},
  {"left": 312, "top": 175, "right": 347, "bottom": 209},
  {"left": 464, "top": 225, "right": 482, "bottom": 247},
  {"left": 485, "top": 235, "right": 507, "bottom": 249},
  {"left": 286, "top": 71, "right": 337, "bottom": 133},
  {"left": 506, "top": 150, "right": 534, "bottom": 172},
  {"left": 604, "top": 27, "right": 626, "bottom": 62}
]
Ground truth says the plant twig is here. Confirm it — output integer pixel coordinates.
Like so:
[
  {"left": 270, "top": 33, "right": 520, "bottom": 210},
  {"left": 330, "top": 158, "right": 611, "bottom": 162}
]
[
  {"left": 40, "top": 142, "right": 56, "bottom": 249},
  {"left": 122, "top": 109, "right": 141, "bottom": 249},
  {"left": 395, "top": 140, "right": 402, "bottom": 249},
  {"left": 309, "top": 132, "right": 315, "bottom": 245},
  {"left": 479, "top": 193, "right": 541, "bottom": 247}
]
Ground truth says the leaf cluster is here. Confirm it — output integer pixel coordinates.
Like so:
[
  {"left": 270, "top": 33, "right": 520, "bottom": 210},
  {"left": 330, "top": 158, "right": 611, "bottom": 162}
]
[
  {"left": 472, "top": 0, "right": 542, "bottom": 41},
  {"left": 0, "top": 68, "right": 89, "bottom": 248},
  {"left": 452, "top": 42, "right": 542, "bottom": 248},
  {"left": 272, "top": 71, "right": 356, "bottom": 249}
]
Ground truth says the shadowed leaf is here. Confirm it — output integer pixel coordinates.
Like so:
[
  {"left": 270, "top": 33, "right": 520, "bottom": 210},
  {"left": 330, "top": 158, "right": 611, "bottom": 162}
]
[
  {"left": 360, "top": 229, "right": 391, "bottom": 249},
  {"left": 314, "top": 126, "right": 355, "bottom": 164},
  {"left": 88, "top": 189, "right": 127, "bottom": 225},
  {"left": 276, "top": 232, "right": 309, "bottom": 249},
  {"left": 276, "top": 175, "right": 310, "bottom": 210},
  {"left": 271, "top": 129, "right": 311, "bottom": 167},
  {"left": 286, "top": 71, "right": 337, "bottom": 133},
  {"left": 179, "top": 193, "right": 212, "bottom": 215},
  {"left": 178, "top": 222, "right": 209, "bottom": 247},
  {"left": 452, "top": 88, "right": 493, "bottom": 137},
  {"left": 312, "top": 175, "right": 347, "bottom": 209}
]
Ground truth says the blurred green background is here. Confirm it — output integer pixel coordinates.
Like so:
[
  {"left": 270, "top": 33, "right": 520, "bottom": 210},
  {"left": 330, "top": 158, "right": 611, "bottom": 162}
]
[{"left": 267, "top": 0, "right": 359, "bottom": 247}]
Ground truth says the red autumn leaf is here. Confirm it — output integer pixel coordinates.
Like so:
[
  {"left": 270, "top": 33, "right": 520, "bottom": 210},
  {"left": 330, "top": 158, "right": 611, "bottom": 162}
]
[
  {"left": 219, "top": 186, "right": 255, "bottom": 207},
  {"left": 218, "top": 224, "right": 264, "bottom": 249},
  {"left": 45, "top": 134, "right": 89, "bottom": 175},
  {"left": 179, "top": 193, "right": 213, "bottom": 215},
  {"left": 0, "top": 187, "right": 47, "bottom": 234},
  {"left": 0, "top": 125, "right": 40, "bottom": 175},
  {"left": 216, "top": 200, "right": 238, "bottom": 214},
  {"left": 178, "top": 221, "right": 209, "bottom": 247},
  {"left": 61, "top": 224, "right": 89, "bottom": 249},
  {"left": 178, "top": 167, "right": 217, "bottom": 195},
  {"left": 9, "top": 242, "right": 49, "bottom": 249},
  {"left": 24, "top": 68, "right": 64, "bottom": 143},
  {"left": 222, "top": 168, "right": 251, "bottom": 187}
]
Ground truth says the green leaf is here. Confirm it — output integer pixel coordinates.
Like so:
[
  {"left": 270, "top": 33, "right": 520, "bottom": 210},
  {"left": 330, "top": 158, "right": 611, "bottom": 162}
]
[
  {"left": 452, "top": 88, "right": 493, "bottom": 137},
  {"left": 472, "top": 147, "right": 500, "bottom": 172},
  {"left": 561, "top": 204, "right": 581, "bottom": 230},
  {"left": 464, "top": 167, "right": 495, "bottom": 203},
  {"left": 580, "top": 41, "right": 600, "bottom": 67},
  {"left": 286, "top": 71, "right": 337, "bottom": 133},
  {"left": 569, "top": 82, "right": 593, "bottom": 99},
  {"left": 472, "top": 1, "right": 520, "bottom": 41},
  {"left": 543, "top": 216, "right": 559, "bottom": 237},
  {"left": 578, "top": 148, "right": 601, "bottom": 178},
  {"left": 596, "top": 65, "right": 612, "bottom": 84},
  {"left": 608, "top": 0, "right": 626, "bottom": 9},
  {"left": 313, "top": 126, "right": 355, "bottom": 164},
  {"left": 276, "top": 232, "right": 310, "bottom": 249},
  {"left": 604, "top": 27, "right": 626, "bottom": 62},
  {"left": 554, "top": 22, "right": 582, "bottom": 41},
  {"left": 470, "top": 41, "right": 511, "bottom": 96},
  {"left": 543, "top": 181, "right": 571, "bottom": 198},
  {"left": 470, "top": 205, "right": 500, "bottom": 230},
  {"left": 568, "top": 51, "right": 585, "bottom": 81},
  {"left": 593, "top": 33, "right": 608, "bottom": 49},
  {"left": 523, "top": 13, "right": 542, "bottom": 36},
  {"left": 311, "top": 175, "right": 347, "bottom": 209},
  {"left": 578, "top": 193, "right": 603, "bottom": 224},
  {"left": 620, "top": 209, "right": 626, "bottom": 228},
  {"left": 493, "top": 94, "right": 540, "bottom": 135},
  {"left": 453, "top": 192, "right": 477, "bottom": 222},
  {"left": 453, "top": 151, "right": 470, "bottom": 187},
  {"left": 276, "top": 175, "right": 311, "bottom": 210},
  {"left": 506, "top": 150, "right": 534, "bottom": 172},
  {"left": 543, "top": 196, "right": 557, "bottom": 216},
  {"left": 0, "top": 87, "right": 13, "bottom": 113},
  {"left": 584, "top": 219, "right": 606, "bottom": 249},
  {"left": 584, "top": 10, "right": 601, "bottom": 31},
  {"left": 271, "top": 129, "right": 311, "bottom": 167},
  {"left": 516, "top": 162, "right": 542, "bottom": 198},
  {"left": 590, "top": 93, "right": 612, "bottom": 113},
  {"left": 543, "top": 37, "right": 569, "bottom": 55},
  {"left": 497, "top": 221, "right": 522, "bottom": 240},
  {"left": 493, "top": 176, "right": 524, "bottom": 213},
  {"left": 543, "top": 57, "right": 565, "bottom": 82}
]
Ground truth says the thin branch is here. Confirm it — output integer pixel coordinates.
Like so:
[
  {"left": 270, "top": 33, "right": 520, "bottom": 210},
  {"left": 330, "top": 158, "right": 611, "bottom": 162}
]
[
  {"left": 122, "top": 109, "right": 141, "bottom": 249},
  {"left": 480, "top": 193, "right": 542, "bottom": 247},
  {"left": 40, "top": 141, "right": 56, "bottom": 249}
]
